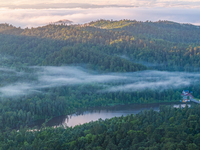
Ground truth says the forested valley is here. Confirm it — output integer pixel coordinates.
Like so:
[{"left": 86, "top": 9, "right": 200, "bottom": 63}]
[
  {"left": 0, "top": 20, "right": 200, "bottom": 149},
  {"left": 2, "top": 105, "right": 200, "bottom": 150}
]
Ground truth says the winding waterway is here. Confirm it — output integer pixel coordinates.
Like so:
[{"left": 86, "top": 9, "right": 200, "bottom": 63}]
[{"left": 32, "top": 102, "right": 190, "bottom": 128}]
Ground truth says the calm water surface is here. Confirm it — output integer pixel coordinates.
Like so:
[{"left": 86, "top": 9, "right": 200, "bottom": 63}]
[{"left": 33, "top": 102, "right": 190, "bottom": 128}]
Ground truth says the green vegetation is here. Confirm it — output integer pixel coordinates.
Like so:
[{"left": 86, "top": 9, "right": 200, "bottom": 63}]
[
  {"left": 0, "top": 24, "right": 146, "bottom": 72},
  {"left": 1, "top": 105, "right": 200, "bottom": 150},
  {"left": 89, "top": 19, "right": 200, "bottom": 43},
  {"left": 0, "top": 85, "right": 183, "bottom": 129},
  {"left": 1, "top": 20, "right": 200, "bottom": 71},
  {"left": 0, "top": 20, "right": 200, "bottom": 149}
]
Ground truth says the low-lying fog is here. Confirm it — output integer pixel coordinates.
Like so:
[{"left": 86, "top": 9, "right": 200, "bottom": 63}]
[{"left": 0, "top": 66, "right": 199, "bottom": 97}]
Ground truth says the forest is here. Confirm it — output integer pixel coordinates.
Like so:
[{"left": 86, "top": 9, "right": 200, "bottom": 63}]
[
  {"left": 1, "top": 105, "right": 200, "bottom": 150},
  {"left": 0, "top": 20, "right": 200, "bottom": 149}
]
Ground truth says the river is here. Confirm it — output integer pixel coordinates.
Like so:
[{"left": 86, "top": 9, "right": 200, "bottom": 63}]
[{"left": 31, "top": 102, "right": 190, "bottom": 128}]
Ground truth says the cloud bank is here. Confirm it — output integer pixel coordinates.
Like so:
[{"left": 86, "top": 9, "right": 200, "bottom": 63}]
[
  {"left": 103, "top": 72, "right": 192, "bottom": 92},
  {"left": 0, "top": 66, "right": 126, "bottom": 97},
  {"left": 0, "top": 66, "right": 200, "bottom": 97},
  {"left": 1, "top": 3, "right": 135, "bottom": 9},
  {"left": 1, "top": 0, "right": 200, "bottom": 9},
  {"left": 0, "top": 7, "right": 200, "bottom": 28}
]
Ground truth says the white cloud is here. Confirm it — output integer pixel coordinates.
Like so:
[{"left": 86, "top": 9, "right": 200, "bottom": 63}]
[
  {"left": 1, "top": 0, "right": 132, "bottom": 6},
  {"left": 0, "top": 0, "right": 200, "bottom": 28},
  {"left": 0, "top": 66, "right": 126, "bottom": 97},
  {"left": 0, "top": 7, "right": 200, "bottom": 28},
  {"left": 1, "top": 0, "right": 200, "bottom": 8},
  {"left": 101, "top": 71, "right": 200, "bottom": 92},
  {"left": 0, "top": 66, "right": 200, "bottom": 97}
]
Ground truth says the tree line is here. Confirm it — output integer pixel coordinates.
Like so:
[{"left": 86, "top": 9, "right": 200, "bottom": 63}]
[{"left": 1, "top": 105, "right": 200, "bottom": 150}]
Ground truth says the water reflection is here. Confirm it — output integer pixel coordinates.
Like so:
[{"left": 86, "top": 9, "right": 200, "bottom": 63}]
[{"left": 32, "top": 102, "right": 191, "bottom": 128}]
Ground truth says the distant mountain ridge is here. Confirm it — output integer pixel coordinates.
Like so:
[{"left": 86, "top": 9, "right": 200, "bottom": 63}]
[{"left": 0, "top": 20, "right": 200, "bottom": 71}]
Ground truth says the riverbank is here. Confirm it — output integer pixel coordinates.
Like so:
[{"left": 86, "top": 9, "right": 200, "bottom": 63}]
[
  {"left": 30, "top": 101, "right": 188, "bottom": 128},
  {"left": 29, "top": 99, "right": 180, "bottom": 127}
]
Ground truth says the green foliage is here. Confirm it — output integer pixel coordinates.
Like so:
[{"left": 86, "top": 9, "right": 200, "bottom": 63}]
[
  {"left": 0, "top": 20, "right": 200, "bottom": 149},
  {"left": 1, "top": 20, "right": 200, "bottom": 71},
  {"left": 1, "top": 106, "right": 200, "bottom": 149}
]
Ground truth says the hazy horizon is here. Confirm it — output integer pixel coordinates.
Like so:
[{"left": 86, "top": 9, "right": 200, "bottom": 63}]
[{"left": 0, "top": 0, "right": 200, "bottom": 28}]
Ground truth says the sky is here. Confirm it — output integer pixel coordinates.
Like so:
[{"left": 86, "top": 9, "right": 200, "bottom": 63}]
[{"left": 0, "top": 0, "right": 200, "bottom": 28}]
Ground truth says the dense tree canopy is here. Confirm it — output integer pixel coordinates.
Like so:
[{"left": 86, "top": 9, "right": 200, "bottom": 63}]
[
  {"left": 0, "top": 20, "right": 200, "bottom": 149},
  {"left": 1, "top": 20, "right": 200, "bottom": 71},
  {"left": 1, "top": 105, "right": 200, "bottom": 150}
]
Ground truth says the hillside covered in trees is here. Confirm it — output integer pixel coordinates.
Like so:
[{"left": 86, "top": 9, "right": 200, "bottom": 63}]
[
  {"left": 0, "top": 20, "right": 200, "bottom": 71},
  {"left": 1, "top": 105, "right": 200, "bottom": 150},
  {"left": 0, "top": 20, "right": 200, "bottom": 149}
]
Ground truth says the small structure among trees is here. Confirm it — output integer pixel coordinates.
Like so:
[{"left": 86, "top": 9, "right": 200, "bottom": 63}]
[{"left": 181, "top": 90, "right": 193, "bottom": 102}]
